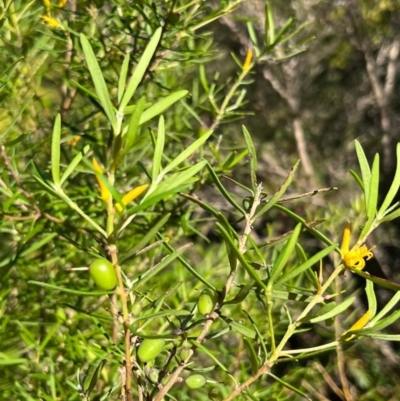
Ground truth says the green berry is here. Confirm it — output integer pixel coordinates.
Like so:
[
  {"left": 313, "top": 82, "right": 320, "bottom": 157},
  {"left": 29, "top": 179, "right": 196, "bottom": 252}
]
[
  {"left": 186, "top": 374, "right": 206, "bottom": 389},
  {"left": 198, "top": 289, "right": 217, "bottom": 316},
  {"left": 89, "top": 258, "right": 117, "bottom": 290},
  {"left": 137, "top": 339, "right": 165, "bottom": 363}
]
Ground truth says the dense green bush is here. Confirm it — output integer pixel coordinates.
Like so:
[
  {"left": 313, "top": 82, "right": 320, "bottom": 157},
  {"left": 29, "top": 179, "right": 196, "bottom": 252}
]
[{"left": 1, "top": 1, "right": 400, "bottom": 400}]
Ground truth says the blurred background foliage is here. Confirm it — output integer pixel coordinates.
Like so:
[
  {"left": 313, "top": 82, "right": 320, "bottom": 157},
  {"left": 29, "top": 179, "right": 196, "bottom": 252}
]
[{"left": 1, "top": 0, "right": 400, "bottom": 400}]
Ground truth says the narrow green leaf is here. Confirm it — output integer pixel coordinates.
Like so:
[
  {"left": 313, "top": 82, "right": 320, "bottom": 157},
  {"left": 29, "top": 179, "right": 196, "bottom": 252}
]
[
  {"left": 265, "top": 2, "right": 274, "bottom": 46},
  {"left": 20, "top": 233, "right": 57, "bottom": 257},
  {"left": 206, "top": 163, "right": 246, "bottom": 215},
  {"left": 80, "top": 34, "right": 116, "bottom": 128},
  {"left": 161, "top": 130, "right": 213, "bottom": 177},
  {"left": 308, "top": 297, "right": 355, "bottom": 323},
  {"left": 221, "top": 316, "right": 257, "bottom": 339},
  {"left": 51, "top": 114, "right": 61, "bottom": 186},
  {"left": 70, "top": 80, "right": 99, "bottom": 101},
  {"left": 273, "top": 204, "right": 339, "bottom": 251},
  {"left": 355, "top": 140, "right": 371, "bottom": 210},
  {"left": 189, "top": 340, "right": 230, "bottom": 372},
  {"left": 366, "top": 154, "right": 379, "bottom": 220},
  {"left": 379, "top": 207, "right": 400, "bottom": 223},
  {"left": 86, "top": 360, "right": 106, "bottom": 396},
  {"left": 134, "top": 249, "right": 184, "bottom": 288},
  {"left": 296, "top": 244, "right": 320, "bottom": 290},
  {"left": 217, "top": 223, "right": 267, "bottom": 291},
  {"left": 267, "top": 372, "right": 312, "bottom": 401},
  {"left": 132, "top": 309, "right": 190, "bottom": 323},
  {"left": 349, "top": 268, "right": 400, "bottom": 291},
  {"left": 139, "top": 90, "right": 188, "bottom": 124},
  {"left": 363, "top": 333, "right": 400, "bottom": 341},
  {"left": 365, "top": 280, "right": 377, "bottom": 319},
  {"left": 157, "top": 233, "right": 216, "bottom": 290},
  {"left": 275, "top": 244, "right": 337, "bottom": 287},
  {"left": 0, "top": 93, "right": 34, "bottom": 141},
  {"left": 349, "top": 169, "right": 364, "bottom": 191},
  {"left": 269, "top": 223, "right": 302, "bottom": 283},
  {"left": 377, "top": 143, "right": 400, "bottom": 218},
  {"left": 28, "top": 281, "right": 113, "bottom": 296},
  {"left": 118, "top": 54, "right": 130, "bottom": 104},
  {"left": 369, "top": 291, "right": 400, "bottom": 326},
  {"left": 242, "top": 126, "right": 258, "bottom": 189},
  {"left": 60, "top": 145, "right": 90, "bottom": 186},
  {"left": 152, "top": 116, "right": 165, "bottom": 182},
  {"left": 120, "top": 214, "right": 170, "bottom": 264},
  {"left": 243, "top": 337, "right": 260, "bottom": 375},
  {"left": 255, "top": 160, "right": 300, "bottom": 219},
  {"left": 362, "top": 310, "right": 400, "bottom": 334},
  {"left": 123, "top": 96, "right": 146, "bottom": 154},
  {"left": 119, "top": 27, "right": 162, "bottom": 113},
  {"left": 301, "top": 302, "right": 337, "bottom": 323}
]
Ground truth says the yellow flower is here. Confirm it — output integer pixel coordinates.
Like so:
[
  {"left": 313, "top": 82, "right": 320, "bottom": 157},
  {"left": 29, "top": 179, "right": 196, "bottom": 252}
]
[
  {"left": 341, "top": 222, "right": 374, "bottom": 270},
  {"left": 41, "top": 13, "right": 60, "bottom": 28},
  {"left": 242, "top": 49, "right": 253, "bottom": 72},
  {"left": 116, "top": 185, "right": 148, "bottom": 212},
  {"left": 92, "top": 157, "right": 111, "bottom": 202},
  {"left": 92, "top": 157, "right": 148, "bottom": 210},
  {"left": 342, "top": 309, "right": 371, "bottom": 341},
  {"left": 59, "top": 0, "right": 68, "bottom": 6}
]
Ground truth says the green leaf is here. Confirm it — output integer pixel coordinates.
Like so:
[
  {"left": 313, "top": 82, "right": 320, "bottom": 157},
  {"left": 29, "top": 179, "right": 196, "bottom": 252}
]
[
  {"left": 265, "top": 2, "right": 275, "bottom": 47},
  {"left": 86, "top": 360, "right": 106, "bottom": 396},
  {"left": 301, "top": 302, "right": 337, "bottom": 323},
  {"left": 308, "top": 297, "right": 355, "bottom": 323},
  {"left": 369, "top": 291, "right": 400, "bottom": 326},
  {"left": 123, "top": 96, "right": 146, "bottom": 154},
  {"left": 273, "top": 204, "right": 339, "bottom": 251},
  {"left": 119, "top": 27, "right": 162, "bottom": 113},
  {"left": 349, "top": 268, "right": 400, "bottom": 291},
  {"left": 267, "top": 372, "right": 312, "bottom": 401},
  {"left": 355, "top": 140, "right": 371, "bottom": 211},
  {"left": 242, "top": 125, "right": 258, "bottom": 189},
  {"left": 0, "top": 93, "right": 34, "bottom": 141},
  {"left": 157, "top": 233, "right": 216, "bottom": 291},
  {"left": 206, "top": 163, "right": 246, "bottom": 215},
  {"left": 138, "top": 90, "right": 189, "bottom": 124},
  {"left": 70, "top": 80, "right": 99, "bottom": 101},
  {"left": 362, "top": 310, "right": 400, "bottom": 334},
  {"left": 118, "top": 54, "right": 130, "bottom": 105},
  {"left": 28, "top": 281, "right": 114, "bottom": 296},
  {"left": 80, "top": 34, "right": 116, "bottom": 129},
  {"left": 60, "top": 145, "right": 90, "bottom": 186},
  {"left": 377, "top": 143, "right": 400, "bottom": 218},
  {"left": 363, "top": 333, "right": 400, "bottom": 341},
  {"left": 132, "top": 309, "right": 190, "bottom": 323},
  {"left": 269, "top": 223, "right": 302, "bottom": 284},
  {"left": 365, "top": 280, "right": 377, "bottom": 319},
  {"left": 152, "top": 116, "right": 165, "bottom": 183},
  {"left": 20, "top": 233, "right": 57, "bottom": 257},
  {"left": 190, "top": 340, "right": 230, "bottom": 373},
  {"left": 120, "top": 214, "right": 170, "bottom": 264},
  {"left": 221, "top": 316, "right": 257, "bottom": 339},
  {"left": 255, "top": 160, "right": 300, "bottom": 219},
  {"left": 275, "top": 244, "right": 337, "bottom": 287},
  {"left": 349, "top": 169, "right": 365, "bottom": 191},
  {"left": 161, "top": 130, "right": 213, "bottom": 177},
  {"left": 51, "top": 114, "right": 61, "bottom": 186},
  {"left": 363, "top": 153, "right": 379, "bottom": 231},
  {"left": 217, "top": 223, "right": 267, "bottom": 291}
]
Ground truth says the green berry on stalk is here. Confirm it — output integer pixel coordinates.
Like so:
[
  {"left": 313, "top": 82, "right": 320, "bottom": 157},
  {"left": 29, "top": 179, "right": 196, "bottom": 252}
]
[
  {"left": 198, "top": 289, "right": 217, "bottom": 316},
  {"left": 89, "top": 258, "right": 117, "bottom": 290},
  {"left": 137, "top": 339, "right": 165, "bottom": 363},
  {"left": 186, "top": 374, "right": 206, "bottom": 389}
]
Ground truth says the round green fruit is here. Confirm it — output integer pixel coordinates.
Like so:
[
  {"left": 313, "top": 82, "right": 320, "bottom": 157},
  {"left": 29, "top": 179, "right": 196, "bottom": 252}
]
[
  {"left": 198, "top": 289, "right": 217, "bottom": 316},
  {"left": 137, "top": 339, "right": 165, "bottom": 363},
  {"left": 89, "top": 258, "right": 117, "bottom": 290},
  {"left": 186, "top": 374, "right": 206, "bottom": 389}
]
